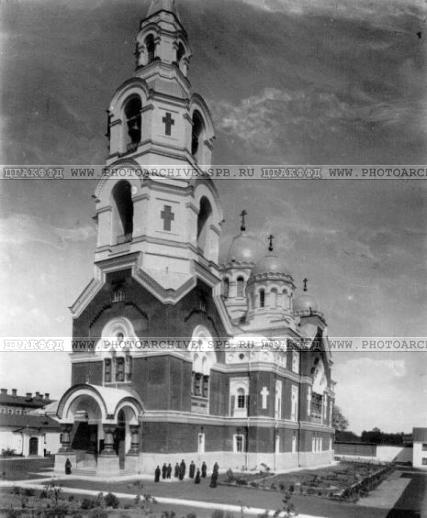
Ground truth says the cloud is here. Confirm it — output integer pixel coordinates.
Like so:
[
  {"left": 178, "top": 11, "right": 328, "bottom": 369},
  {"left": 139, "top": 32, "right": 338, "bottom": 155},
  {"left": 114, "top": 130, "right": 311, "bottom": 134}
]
[
  {"left": 240, "top": 0, "right": 424, "bottom": 29},
  {"left": 0, "top": 214, "right": 96, "bottom": 249}
]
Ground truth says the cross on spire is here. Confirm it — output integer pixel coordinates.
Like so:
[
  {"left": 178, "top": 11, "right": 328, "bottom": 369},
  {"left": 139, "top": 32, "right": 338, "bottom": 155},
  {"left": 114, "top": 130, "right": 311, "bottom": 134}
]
[
  {"left": 268, "top": 234, "right": 274, "bottom": 252},
  {"left": 303, "top": 278, "right": 308, "bottom": 292},
  {"left": 240, "top": 209, "right": 247, "bottom": 232},
  {"left": 161, "top": 205, "right": 175, "bottom": 231},
  {"left": 162, "top": 112, "right": 175, "bottom": 136}
]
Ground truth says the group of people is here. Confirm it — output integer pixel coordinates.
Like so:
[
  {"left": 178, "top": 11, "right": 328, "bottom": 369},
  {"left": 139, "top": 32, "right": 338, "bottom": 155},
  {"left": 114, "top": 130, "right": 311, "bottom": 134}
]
[{"left": 154, "top": 460, "right": 219, "bottom": 487}]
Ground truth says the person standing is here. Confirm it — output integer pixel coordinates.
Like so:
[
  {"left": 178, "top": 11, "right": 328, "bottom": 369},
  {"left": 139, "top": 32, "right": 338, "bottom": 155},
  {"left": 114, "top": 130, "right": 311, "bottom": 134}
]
[
  {"left": 174, "top": 462, "right": 180, "bottom": 478},
  {"left": 162, "top": 463, "right": 167, "bottom": 479},
  {"left": 209, "top": 469, "right": 218, "bottom": 488},
  {"left": 154, "top": 465, "right": 161, "bottom": 483},
  {"left": 213, "top": 462, "right": 219, "bottom": 474},
  {"left": 189, "top": 460, "right": 196, "bottom": 478},
  {"left": 167, "top": 463, "right": 172, "bottom": 479},
  {"left": 179, "top": 459, "right": 186, "bottom": 480},
  {"left": 194, "top": 468, "right": 201, "bottom": 484},
  {"left": 201, "top": 461, "right": 207, "bottom": 478}
]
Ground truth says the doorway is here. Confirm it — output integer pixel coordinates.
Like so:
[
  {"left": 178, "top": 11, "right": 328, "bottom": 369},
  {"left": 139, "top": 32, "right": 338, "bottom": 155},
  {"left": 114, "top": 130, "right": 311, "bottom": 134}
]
[{"left": 29, "top": 437, "right": 38, "bottom": 456}]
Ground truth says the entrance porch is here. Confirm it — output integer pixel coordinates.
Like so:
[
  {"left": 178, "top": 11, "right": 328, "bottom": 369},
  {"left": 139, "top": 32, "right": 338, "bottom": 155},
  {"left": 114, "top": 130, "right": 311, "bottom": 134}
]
[{"left": 53, "top": 384, "right": 143, "bottom": 476}]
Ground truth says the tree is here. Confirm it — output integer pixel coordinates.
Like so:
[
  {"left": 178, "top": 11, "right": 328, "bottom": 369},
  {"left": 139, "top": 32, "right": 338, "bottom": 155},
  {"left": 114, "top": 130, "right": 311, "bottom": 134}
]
[{"left": 332, "top": 405, "right": 349, "bottom": 431}]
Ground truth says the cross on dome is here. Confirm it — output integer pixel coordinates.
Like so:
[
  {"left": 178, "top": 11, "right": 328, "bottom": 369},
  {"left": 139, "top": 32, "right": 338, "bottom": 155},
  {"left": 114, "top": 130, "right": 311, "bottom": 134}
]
[{"left": 240, "top": 209, "right": 247, "bottom": 232}]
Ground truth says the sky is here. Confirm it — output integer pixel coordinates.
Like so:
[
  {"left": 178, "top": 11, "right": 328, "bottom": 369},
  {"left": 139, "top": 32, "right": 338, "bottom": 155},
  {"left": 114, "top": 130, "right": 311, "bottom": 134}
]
[{"left": 0, "top": 0, "right": 426, "bottom": 434}]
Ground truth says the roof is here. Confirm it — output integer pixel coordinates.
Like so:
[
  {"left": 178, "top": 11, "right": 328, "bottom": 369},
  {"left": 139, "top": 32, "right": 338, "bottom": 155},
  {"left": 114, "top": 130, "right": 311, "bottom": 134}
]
[
  {"left": 0, "top": 413, "right": 60, "bottom": 431},
  {"left": 0, "top": 394, "right": 52, "bottom": 408},
  {"left": 413, "top": 428, "right": 427, "bottom": 442}
]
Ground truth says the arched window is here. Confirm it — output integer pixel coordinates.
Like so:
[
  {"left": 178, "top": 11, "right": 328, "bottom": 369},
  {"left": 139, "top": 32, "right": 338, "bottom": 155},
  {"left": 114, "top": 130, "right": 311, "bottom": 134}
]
[
  {"left": 145, "top": 34, "right": 155, "bottom": 63},
  {"left": 259, "top": 289, "right": 265, "bottom": 308},
  {"left": 177, "top": 42, "right": 185, "bottom": 64},
  {"left": 271, "top": 288, "right": 278, "bottom": 308},
  {"left": 191, "top": 110, "right": 205, "bottom": 161},
  {"left": 223, "top": 278, "right": 230, "bottom": 298},
  {"left": 197, "top": 196, "right": 212, "bottom": 253},
  {"left": 112, "top": 180, "right": 133, "bottom": 244},
  {"left": 124, "top": 96, "right": 142, "bottom": 152},
  {"left": 237, "top": 388, "right": 246, "bottom": 408},
  {"left": 236, "top": 276, "right": 245, "bottom": 298}
]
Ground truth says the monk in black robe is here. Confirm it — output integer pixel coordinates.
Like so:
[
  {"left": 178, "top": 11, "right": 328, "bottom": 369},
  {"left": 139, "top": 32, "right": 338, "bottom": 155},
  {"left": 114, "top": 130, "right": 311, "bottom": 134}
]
[
  {"left": 154, "top": 465, "right": 161, "bottom": 482},
  {"left": 194, "top": 469, "right": 201, "bottom": 484},
  {"left": 179, "top": 459, "right": 186, "bottom": 480},
  {"left": 167, "top": 463, "right": 172, "bottom": 479},
  {"left": 209, "top": 470, "right": 218, "bottom": 488},
  {"left": 189, "top": 460, "right": 195, "bottom": 478},
  {"left": 174, "top": 462, "right": 180, "bottom": 478},
  {"left": 201, "top": 461, "right": 207, "bottom": 478}
]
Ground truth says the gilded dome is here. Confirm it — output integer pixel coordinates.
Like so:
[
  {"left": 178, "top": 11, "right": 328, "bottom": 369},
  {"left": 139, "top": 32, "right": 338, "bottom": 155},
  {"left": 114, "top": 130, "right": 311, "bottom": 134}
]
[
  {"left": 227, "top": 232, "right": 263, "bottom": 264},
  {"left": 252, "top": 253, "right": 292, "bottom": 276}
]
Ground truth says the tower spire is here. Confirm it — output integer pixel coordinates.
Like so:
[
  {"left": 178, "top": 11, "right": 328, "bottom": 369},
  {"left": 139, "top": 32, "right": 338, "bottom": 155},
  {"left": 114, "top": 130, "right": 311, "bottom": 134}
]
[{"left": 147, "top": 0, "right": 181, "bottom": 22}]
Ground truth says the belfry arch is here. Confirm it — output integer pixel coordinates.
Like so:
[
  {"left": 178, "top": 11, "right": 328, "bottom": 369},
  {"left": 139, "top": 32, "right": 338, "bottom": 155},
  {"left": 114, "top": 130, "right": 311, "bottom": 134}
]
[{"left": 112, "top": 180, "right": 134, "bottom": 244}]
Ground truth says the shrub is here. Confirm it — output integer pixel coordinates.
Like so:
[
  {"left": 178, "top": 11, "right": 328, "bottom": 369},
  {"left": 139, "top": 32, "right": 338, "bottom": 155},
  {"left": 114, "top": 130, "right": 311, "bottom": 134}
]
[
  {"left": 24, "top": 488, "right": 35, "bottom": 497},
  {"left": 186, "top": 513, "right": 197, "bottom": 518},
  {"left": 211, "top": 511, "right": 225, "bottom": 518},
  {"left": 2, "top": 448, "right": 17, "bottom": 457},
  {"left": 104, "top": 492, "right": 120, "bottom": 509},
  {"left": 88, "top": 509, "right": 108, "bottom": 518},
  {"left": 6, "top": 508, "right": 21, "bottom": 518},
  {"left": 225, "top": 468, "right": 234, "bottom": 482},
  {"left": 11, "top": 486, "right": 21, "bottom": 495},
  {"left": 81, "top": 498, "right": 97, "bottom": 510}
]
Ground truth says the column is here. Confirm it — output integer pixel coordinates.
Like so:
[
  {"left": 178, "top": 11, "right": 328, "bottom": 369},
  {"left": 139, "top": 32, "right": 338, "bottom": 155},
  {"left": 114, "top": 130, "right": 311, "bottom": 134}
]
[
  {"left": 101, "top": 425, "right": 115, "bottom": 456},
  {"left": 59, "top": 424, "right": 73, "bottom": 452},
  {"left": 128, "top": 425, "right": 140, "bottom": 455}
]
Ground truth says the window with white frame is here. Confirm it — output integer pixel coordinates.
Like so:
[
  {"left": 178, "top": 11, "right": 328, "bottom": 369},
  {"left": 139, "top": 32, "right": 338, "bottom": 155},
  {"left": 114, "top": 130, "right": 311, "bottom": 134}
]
[
  {"left": 292, "top": 350, "right": 300, "bottom": 373},
  {"left": 230, "top": 378, "right": 249, "bottom": 417},
  {"left": 306, "top": 385, "right": 312, "bottom": 417},
  {"left": 292, "top": 431, "right": 297, "bottom": 453},
  {"left": 291, "top": 385, "right": 298, "bottom": 421},
  {"left": 198, "top": 433, "right": 205, "bottom": 454},
  {"left": 275, "top": 380, "right": 282, "bottom": 419},
  {"left": 234, "top": 434, "right": 245, "bottom": 453},
  {"left": 323, "top": 394, "right": 328, "bottom": 422}
]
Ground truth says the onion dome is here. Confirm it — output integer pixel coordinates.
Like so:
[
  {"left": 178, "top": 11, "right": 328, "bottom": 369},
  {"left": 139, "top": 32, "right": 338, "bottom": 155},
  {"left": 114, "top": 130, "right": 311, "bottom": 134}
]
[
  {"left": 228, "top": 233, "right": 263, "bottom": 263},
  {"left": 225, "top": 210, "right": 263, "bottom": 265},
  {"left": 250, "top": 234, "right": 293, "bottom": 279},
  {"left": 294, "top": 278, "right": 319, "bottom": 314},
  {"left": 252, "top": 253, "right": 292, "bottom": 276}
]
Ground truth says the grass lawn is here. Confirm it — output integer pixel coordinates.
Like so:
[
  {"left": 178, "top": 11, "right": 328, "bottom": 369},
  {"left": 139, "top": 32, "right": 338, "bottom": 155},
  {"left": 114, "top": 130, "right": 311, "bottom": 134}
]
[
  {"left": 0, "top": 457, "right": 54, "bottom": 481},
  {"left": 50, "top": 476, "right": 388, "bottom": 518}
]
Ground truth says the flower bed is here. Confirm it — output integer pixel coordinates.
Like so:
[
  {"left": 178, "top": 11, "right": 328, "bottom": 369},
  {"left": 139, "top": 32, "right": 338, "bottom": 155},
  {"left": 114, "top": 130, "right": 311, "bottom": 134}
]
[{"left": 220, "top": 462, "right": 394, "bottom": 502}]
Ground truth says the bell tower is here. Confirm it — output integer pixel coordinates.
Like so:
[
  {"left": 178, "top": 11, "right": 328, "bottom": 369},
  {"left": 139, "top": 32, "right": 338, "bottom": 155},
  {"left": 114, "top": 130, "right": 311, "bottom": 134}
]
[{"left": 92, "top": 0, "right": 223, "bottom": 292}]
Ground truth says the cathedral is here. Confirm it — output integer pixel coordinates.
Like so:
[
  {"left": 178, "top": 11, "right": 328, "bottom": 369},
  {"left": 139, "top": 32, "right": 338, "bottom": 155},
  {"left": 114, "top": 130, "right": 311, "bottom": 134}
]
[{"left": 53, "top": 0, "right": 335, "bottom": 475}]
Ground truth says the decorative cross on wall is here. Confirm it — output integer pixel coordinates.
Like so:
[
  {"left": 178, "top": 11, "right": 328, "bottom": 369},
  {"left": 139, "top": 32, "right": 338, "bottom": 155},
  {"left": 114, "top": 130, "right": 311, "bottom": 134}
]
[
  {"left": 303, "top": 278, "right": 308, "bottom": 292},
  {"left": 268, "top": 234, "right": 274, "bottom": 252},
  {"left": 162, "top": 112, "right": 175, "bottom": 136},
  {"left": 260, "top": 386, "right": 270, "bottom": 409},
  {"left": 161, "top": 205, "right": 175, "bottom": 231}
]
